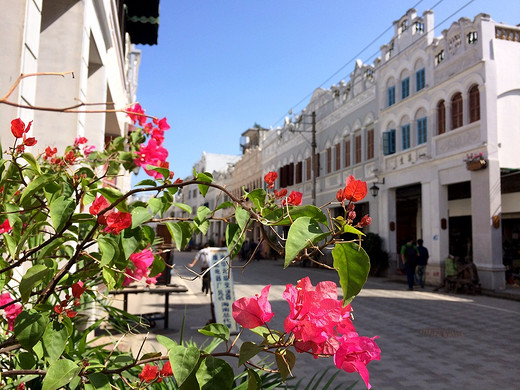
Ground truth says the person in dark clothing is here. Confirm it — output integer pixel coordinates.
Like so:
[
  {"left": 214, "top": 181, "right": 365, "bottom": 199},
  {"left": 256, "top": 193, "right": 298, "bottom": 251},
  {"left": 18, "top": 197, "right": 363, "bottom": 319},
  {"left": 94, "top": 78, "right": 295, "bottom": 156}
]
[
  {"left": 415, "top": 239, "right": 429, "bottom": 288},
  {"left": 401, "top": 238, "right": 419, "bottom": 290}
]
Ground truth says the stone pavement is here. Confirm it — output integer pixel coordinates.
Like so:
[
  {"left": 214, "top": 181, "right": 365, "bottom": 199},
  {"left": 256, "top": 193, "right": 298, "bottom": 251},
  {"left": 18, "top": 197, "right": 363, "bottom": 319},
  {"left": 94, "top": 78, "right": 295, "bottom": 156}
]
[{"left": 108, "top": 251, "right": 520, "bottom": 389}]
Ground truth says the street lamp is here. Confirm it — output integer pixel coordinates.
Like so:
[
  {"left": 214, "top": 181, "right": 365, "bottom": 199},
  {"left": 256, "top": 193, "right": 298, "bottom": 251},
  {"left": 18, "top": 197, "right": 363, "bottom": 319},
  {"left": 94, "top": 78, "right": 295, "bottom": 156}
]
[
  {"left": 370, "top": 178, "right": 385, "bottom": 197},
  {"left": 284, "top": 111, "right": 317, "bottom": 205}
]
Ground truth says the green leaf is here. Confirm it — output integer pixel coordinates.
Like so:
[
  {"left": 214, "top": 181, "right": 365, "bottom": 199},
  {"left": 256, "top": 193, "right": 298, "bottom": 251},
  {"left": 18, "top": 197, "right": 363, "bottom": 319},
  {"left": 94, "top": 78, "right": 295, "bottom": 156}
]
[
  {"left": 198, "top": 323, "right": 230, "bottom": 343},
  {"left": 87, "top": 373, "right": 110, "bottom": 390},
  {"left": 246, "top": 188, "right": 266, "bottom": 211},
  {"left": 194, "top": 218, "right": 209, "bottom": 235},
  {"left": 131, "top": 206, "right": 152, "bottom": 228},
  {"left": 173, "top": 202, "right": 193, "bottom": 215},
  {"left": 247, "top": 368, "right": 261, "bottom": 390},
  {"left": 197, "top": 205, "right": 212, "bottom": 221},
  {"left": 102, "top": 268, "right": 116, "bottom": 291},
  {"left": 41, "top": 358, "right": 80, "bottom": 390},
  {"left": 0, "top": 258, "right": 10, "bottom": 291},
  {"left": 169, "top": 345, "right": 201, "bottom": 387},
  {"left": 42, "top": 321, "right": 69, "bottom": 363},
  {"left": 332, "top": 242, "right": 370, "bottom": 305},
  {"left": 49, "top": 196, "right": 76, "bottom": 232},
  {"left": 196, "top": 172, "right": 213, "bottom": 197},
  {"left": 148, "top": 197, "right": 164, "bottom": 215},
  {"left": 235, "top": 206, "right": 250, "bottom": 231},
  {"left": 343, "top": 224, "right": 365, "bottom": 237},
  {"left": 225, "top": 223, "right": 245, "bottom": 259},
  {"left": 264, "top": 205, "right": 329, "bottom": 226},
  {"left": 20, "top": 173, "right": 54, "bottom": 204},
  {"left": 146, "top": 165, "right": 170, "bottom": 180},
  {"left": 21, "top": 152, "right": 42, "bottom": 174},
  {"left": 3, "top": 233, "right": 17, "bottom": 258},
  {"left": 37, "top": 236, "right": 72, "bottom": 261},
  {"left": 156, "top": 334, "right": 178, "bottom": 351},
  {"left": 17, "top": 351, "right": 36, "bottom": 369},
  {"left": 14, "top": 311, "right": 48, "bottom": 349},
  {"left": 238, "top": 342, "right": 264, "bottom": 366},
  {"left": 19, "top": 265, "right": 49, "bottom": 303},
  {"left": 196, "top": 356, "right": 234, "bottom": 390},
  {"left": 284, "top": 217, "right": 330, "bottom": 268},
  {"left": 121, "top": 227, "right": 141, "bottom": 260},
  {"left": 94, "top": 187, "right": 127, "bottom": 212},
  {"left": 166, "top": 221, "right": 193, "bottom": 251},
  {"left": 214, "top": 201, "right": 234, "bottom": 212},
  {"left": 275, "top": 349, "right": 296, "bottom": 381},
  {"left": 149, "top": 254, "right": 165, "bottom": 278},
  {"left": 134, "top": 179, "right": 157, "bottom": 187},
  {"left": 98, "top": 235, "right": 119, "bottom": 267}
]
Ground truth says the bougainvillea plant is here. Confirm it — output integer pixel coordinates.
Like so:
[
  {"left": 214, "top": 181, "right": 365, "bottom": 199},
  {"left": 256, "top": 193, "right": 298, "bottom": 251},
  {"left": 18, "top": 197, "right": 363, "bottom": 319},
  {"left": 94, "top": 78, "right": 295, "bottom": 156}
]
[{"left": 0, "top": 73, "right": 378, "bottom": 389}]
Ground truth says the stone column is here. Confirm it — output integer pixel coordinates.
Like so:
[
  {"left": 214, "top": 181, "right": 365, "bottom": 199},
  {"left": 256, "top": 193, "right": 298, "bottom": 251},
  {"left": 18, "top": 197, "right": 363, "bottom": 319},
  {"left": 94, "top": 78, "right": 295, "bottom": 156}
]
[{"left": 470, "top": 158, "right": 505, "bottom": 290}]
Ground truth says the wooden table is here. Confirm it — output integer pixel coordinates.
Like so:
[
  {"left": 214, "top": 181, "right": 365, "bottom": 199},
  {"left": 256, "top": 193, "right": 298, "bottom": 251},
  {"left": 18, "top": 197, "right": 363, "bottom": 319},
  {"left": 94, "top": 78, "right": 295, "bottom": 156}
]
[{"left": 110, "top": 284, "right": 188, "bottom": 329}]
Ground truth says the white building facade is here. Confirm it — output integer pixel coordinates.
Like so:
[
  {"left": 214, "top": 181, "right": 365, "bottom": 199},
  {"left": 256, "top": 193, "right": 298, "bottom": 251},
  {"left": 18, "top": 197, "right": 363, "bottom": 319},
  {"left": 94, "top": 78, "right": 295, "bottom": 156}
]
[
  {"left": 262, "top": 9, "right": 520, "bottom": 291},
  {"left": 0, "top": 0, "right": 160, "bottom": 191}
]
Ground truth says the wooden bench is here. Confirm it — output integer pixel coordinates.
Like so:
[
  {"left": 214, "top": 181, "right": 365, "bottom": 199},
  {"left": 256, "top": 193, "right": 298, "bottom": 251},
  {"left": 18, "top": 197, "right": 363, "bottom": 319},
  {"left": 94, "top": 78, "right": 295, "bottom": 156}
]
[{"left": 110, "top": 284, "right": 188, "bottom": 329}]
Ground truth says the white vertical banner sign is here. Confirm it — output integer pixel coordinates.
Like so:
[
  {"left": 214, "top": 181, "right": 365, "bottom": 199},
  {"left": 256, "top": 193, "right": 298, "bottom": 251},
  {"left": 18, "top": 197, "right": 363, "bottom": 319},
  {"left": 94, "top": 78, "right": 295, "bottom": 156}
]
[{"left": 208, "top": 248, "right": 239, "bottom": 333}]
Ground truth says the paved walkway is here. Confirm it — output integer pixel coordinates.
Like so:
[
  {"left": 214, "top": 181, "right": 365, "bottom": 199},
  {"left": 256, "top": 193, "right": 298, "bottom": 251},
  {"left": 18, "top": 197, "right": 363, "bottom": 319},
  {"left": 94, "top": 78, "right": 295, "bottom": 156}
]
[{"left": 108, "top": 251, "right": 520, "bottom": 389}]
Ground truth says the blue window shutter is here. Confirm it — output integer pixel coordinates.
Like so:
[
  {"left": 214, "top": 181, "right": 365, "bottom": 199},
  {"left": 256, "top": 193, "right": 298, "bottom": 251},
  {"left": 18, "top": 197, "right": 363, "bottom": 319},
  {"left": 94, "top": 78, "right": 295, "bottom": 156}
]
[
  {"left": 388, "top": 86, "right": 395, "bottom": 106},
  {"left": 401, "top": 78, "right": 409, "bottom": 99},
  {"left": 390, "top": 129, "right": 396, "bottom": 154},
  {"left": 417, "top": 117, "right": 427, "bottom": 144},
  {"left": 402, "top": 124, "right": 410, "bottom": 149},
  {"left": 416, "top": 68, "right": 425, "bottom": 91}
]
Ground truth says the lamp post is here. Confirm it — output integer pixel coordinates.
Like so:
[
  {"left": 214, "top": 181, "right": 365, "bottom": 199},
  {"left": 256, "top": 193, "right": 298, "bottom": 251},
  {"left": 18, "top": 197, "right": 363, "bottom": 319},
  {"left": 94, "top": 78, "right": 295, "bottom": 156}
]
[{"left": 286, "top": 111, "right": 317, "bottom": 205}]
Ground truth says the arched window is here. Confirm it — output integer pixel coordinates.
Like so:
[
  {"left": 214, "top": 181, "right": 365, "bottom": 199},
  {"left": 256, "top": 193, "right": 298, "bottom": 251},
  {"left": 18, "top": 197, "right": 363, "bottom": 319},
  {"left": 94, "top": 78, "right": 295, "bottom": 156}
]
[
  {"left": 451, "top": 93, "right": 463, "bottom": 129},
  {"left": 469, "top": 84, "right": 480, "bottom": 123},
  {"left": 437, "top": 100, "right": 446, "bottom": 134}
]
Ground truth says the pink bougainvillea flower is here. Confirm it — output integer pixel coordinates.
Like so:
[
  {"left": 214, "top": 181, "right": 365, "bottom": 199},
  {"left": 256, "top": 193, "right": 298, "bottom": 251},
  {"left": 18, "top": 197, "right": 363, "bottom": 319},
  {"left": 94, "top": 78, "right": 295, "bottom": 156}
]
[
  {"left": 232, "top": 285, "right": 274, "bottom": 329},
  {"left": 123, "top": 249, "right": 159, "bottom": 286},
  {"left": 83, "top": 145, "right": 95, "bottom": 157},
  {"left": 274, "top": 188, "right": 287, "bottom": 199},
  {"left": 339, "top": 175, "right": 367, "bottom": 203},
  {"left": 128, "top": 103, "right": 147, "bottom": 126},
  {"left": 359, "top": 214, "right": 372, "bottom": 227},
  {"left": 264, "top": 171, "right": 277, "bottom": 189},
  {"left": 281, "top": 190, "right": 303, "bottom": 206},
  {"left": 104, "top": 211, "right": 132, "bottom": 234},
  {"left": 71, "top": 281, "right": 87, "bottom": 299},
  {"left": 134, "top": 138, "right": 169, "bottom": 179},
  {"left": 74, "top": 136, "right": 88, "bottom": 146},
  {"left": 139, "top": 364, "right": 158, "bottom": 382},
  {"left": 0, "top": 219, "right": 12, "bottom": 234},
  {"left": 44, "top": 146, "right": 57, "bottom": 161},
  {"left": 89, "top": 196, "right": 111, "bottom": 221},
  {"left": 23, "top": 135, "right": 37, "bottom": 146},
  {"left": 160, "top": 361, "right": 173, "bottom": 377},
  {"left": 153, "top": 117, "right": 171, "bottom": 131},
  {"left": 64, "top": 150, "right": 76, "bottom": 165},
  {"left": 10, "top": 118, "right": 32, "bottom": 138},
  {"left": 333, "top": 333, "right": 381, "bottom": 389},
  {"left": 0, "top": 292, "right": 22, "bottom": 331}
]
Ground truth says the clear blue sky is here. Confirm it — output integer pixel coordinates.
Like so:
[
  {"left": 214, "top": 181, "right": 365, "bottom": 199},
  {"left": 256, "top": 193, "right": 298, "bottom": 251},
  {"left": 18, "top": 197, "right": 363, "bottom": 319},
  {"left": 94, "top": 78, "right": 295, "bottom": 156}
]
[{"left": 132, "top": 0, "right": 519, "bottom": 185}]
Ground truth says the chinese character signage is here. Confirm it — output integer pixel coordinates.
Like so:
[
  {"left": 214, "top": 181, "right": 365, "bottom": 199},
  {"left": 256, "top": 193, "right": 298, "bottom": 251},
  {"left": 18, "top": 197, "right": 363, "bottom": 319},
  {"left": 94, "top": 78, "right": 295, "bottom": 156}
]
[{"left": 208, "top": 248, "right": 239, "bottom": 333}]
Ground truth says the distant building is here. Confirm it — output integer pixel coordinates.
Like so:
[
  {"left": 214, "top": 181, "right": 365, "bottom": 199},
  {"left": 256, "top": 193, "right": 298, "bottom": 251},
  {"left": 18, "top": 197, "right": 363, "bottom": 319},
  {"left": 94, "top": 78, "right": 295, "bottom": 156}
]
[
  {"left": 262, "top": 9, "right": 520, "bottom": 290},
  {"left": 176, "top": 151, "right": 240, "bottom": 248},
  {"left": 0, "top": 0, "right": 160, "bottom": 191}
]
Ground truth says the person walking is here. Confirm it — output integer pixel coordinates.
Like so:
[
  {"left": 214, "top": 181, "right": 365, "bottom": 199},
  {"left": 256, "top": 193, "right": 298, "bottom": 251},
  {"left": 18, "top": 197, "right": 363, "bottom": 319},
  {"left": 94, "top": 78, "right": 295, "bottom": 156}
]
[
  {"left": 401, "top": 238, "right": 419, "bottom": 290},
  {"left": 415, "top": 239, "right": 429, "bottom": 288},
  {"left": 189, "top": 243, "right": 211, "bottom": 294}
]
